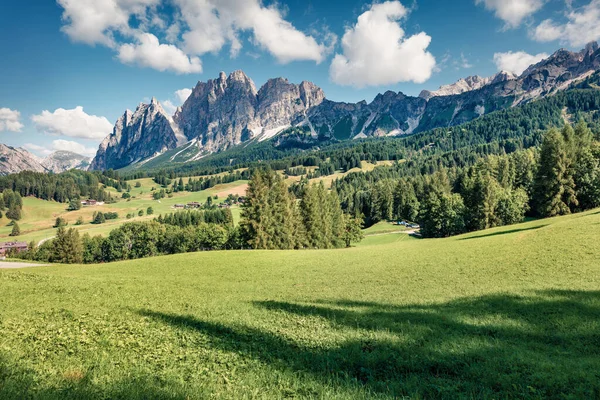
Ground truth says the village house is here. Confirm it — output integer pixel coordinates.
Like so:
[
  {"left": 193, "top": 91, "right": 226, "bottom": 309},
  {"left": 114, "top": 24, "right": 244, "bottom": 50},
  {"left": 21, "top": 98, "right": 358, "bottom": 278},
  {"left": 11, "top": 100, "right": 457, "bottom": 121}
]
[
  {"left": 187, "top": 202, "right": 202, "bottom": 208},
  {"left": 81, "top": 199, "right": 105, "bottom": 207},
  {"left": 0, "top": 242, "right": 28, "bottom": 256}
]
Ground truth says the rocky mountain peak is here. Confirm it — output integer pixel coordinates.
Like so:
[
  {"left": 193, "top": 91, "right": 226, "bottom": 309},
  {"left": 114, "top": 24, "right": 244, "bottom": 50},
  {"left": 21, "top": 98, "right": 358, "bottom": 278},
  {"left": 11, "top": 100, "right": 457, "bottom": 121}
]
[
  {"left": 491, "top": 71, "right": 517, "bottom": 84},
  {"left": 42, "top": 150, "right": 91, "bottom": 173},
  {"left": 90, "top": 98, "right": 180, "bottom": 170},
  {"left": 419, "top": 75, "right": 493, "bottom": 100},
  {"left": 0, "top": 144, "right": 46, "bottom": 175}
]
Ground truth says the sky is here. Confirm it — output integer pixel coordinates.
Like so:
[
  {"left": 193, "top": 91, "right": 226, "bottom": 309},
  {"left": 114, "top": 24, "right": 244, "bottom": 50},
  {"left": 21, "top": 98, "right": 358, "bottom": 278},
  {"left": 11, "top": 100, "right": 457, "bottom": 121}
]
[{"left": 0, "top": 0, "right": 598, "bottom": 158}]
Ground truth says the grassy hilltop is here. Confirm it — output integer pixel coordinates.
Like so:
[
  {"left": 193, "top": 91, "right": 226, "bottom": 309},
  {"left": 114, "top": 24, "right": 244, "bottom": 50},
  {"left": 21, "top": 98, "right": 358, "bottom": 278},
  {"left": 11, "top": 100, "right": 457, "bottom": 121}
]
[{"left": 1, "top": 209, "right": 599, "bottom": 398}]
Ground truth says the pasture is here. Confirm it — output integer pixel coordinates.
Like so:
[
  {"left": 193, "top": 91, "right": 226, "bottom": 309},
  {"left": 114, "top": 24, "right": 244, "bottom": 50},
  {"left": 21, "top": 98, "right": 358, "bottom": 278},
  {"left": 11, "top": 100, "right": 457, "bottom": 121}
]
[{"left": 1, "top": 209, "right": 599, "bottom": 398}]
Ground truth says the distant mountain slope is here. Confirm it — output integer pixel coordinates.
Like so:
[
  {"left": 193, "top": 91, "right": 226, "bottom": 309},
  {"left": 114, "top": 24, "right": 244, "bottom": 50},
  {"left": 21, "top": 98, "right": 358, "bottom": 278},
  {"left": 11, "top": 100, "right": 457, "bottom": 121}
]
[
  {"left": 41, "top": 151, "right": 91, "bottom": 173},
  {"left": 91, "top": 42, "right": 600, "bottom": 171},
  {"left": 0, "top": 144, "right": 47, "bottom": 175}
]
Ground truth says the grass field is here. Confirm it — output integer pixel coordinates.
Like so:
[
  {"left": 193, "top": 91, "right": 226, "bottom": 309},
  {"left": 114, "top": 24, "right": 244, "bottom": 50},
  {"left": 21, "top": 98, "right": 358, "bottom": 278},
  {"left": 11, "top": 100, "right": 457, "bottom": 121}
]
[
  {"left": 0, "top": 180, "right": 248, "bottom": 243},
  {"left": 1, "top": 209, "right": 599, "bottom": 398}
]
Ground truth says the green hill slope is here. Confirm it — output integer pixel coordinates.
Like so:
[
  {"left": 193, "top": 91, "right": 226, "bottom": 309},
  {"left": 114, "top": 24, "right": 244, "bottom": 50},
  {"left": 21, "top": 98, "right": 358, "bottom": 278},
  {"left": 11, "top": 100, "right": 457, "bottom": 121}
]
[{"left": 1, "top": 210, "right": 600, "bottom": 398}]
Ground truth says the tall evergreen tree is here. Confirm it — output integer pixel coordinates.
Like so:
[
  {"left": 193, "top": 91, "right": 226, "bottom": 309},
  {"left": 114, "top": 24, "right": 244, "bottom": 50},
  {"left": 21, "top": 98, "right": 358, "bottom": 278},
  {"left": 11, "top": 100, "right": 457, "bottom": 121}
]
[
  {"left": 51, "top": 227, "right": 83, "bottom": 264},
  {"left": 533, "top": 128, "right": 578, "bottom": 217}
]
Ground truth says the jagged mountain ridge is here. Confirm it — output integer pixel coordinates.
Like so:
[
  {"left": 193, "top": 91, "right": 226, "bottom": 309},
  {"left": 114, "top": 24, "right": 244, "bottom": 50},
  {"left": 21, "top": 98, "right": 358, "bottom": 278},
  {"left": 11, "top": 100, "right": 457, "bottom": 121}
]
[
  {"left": 0, "top": 145, "right": 92, "bottom": 175},
  {"left": 42, "top": 151, "right": 91, "bottom": 173},
  {"left": 90, "top": 98, "right": 184, "bottom": 171},
  {"left": 90, "top": 42, "right": 600, "bottom": 171},
  {"left": 0, "top": 144, "right": 47, "bottom": 175}
]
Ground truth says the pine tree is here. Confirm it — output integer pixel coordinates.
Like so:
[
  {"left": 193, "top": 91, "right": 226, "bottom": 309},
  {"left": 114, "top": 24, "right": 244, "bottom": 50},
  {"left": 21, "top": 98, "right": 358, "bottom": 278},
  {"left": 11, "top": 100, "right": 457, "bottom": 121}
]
[
  {"left": 533, "top": 128, "right": 578, "bottom": 217},
  {"left": 51, "top": 227, "right": 83, "bottom": 264},
  {"left": 9, "top": 223, "right": 20, "bottom": 237}
]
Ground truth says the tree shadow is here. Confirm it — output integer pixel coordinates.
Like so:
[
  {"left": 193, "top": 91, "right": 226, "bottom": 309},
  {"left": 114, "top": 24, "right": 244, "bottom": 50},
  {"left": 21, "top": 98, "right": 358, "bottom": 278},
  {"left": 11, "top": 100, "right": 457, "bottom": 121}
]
[
  {"left": 459, "top": 225, "right": 548, "bottom": 240},
  {"left": 139, "top": 290, "right": 600, "bottom": 398}
]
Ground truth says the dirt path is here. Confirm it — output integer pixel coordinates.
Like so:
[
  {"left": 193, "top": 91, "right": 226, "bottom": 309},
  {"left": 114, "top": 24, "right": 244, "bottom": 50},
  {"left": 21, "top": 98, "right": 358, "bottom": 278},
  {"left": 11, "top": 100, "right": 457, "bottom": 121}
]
[
  {"left": 0, "top": 261, "right": 48, "bottom": 269},
  {"left": 366, "top": 230, "right": 417, "bottom": 237}
]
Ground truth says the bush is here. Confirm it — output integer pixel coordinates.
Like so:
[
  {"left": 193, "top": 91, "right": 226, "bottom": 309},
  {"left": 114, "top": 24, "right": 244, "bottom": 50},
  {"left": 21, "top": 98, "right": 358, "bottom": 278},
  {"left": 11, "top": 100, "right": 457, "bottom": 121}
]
[
  {"left": 9, "top": 223, "right": 20, "bottom": 237},
  {"left": 54, "top": 217, "right": 67, "bottom": 228},
  {"left": 6, "top": 205, "right": 22, "bottom": 221},
  {"left": 67, "top": 200, "right": 81, "bottom": 211}
]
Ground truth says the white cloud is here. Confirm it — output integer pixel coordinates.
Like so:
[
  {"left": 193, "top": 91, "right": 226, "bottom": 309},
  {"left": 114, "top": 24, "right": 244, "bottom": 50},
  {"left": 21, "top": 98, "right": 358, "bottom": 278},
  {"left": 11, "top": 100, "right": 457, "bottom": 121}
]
[
  {"left": 532, "top": 0, "right": 600, "bottom": 47},
  {"left": 23, "top": 143, "right": 52, "bottom": 157},
  {"left": 162, "top": 100, "right": 178, "bottom": 116},
  {"left": 25, "top": 140, "right": 97, "bottom": 157},
  {"left": 476, "top": 0, "right": 546, "bottom": 28},
  {"left": 459, "top": 53, "right": 473, "bottom": 69},
  {"left": 118, "top": 33, "right": 203, "bottom": 74},
  {"left": 31, "top": 106, "right": 113, "bottom": 140},
  {"left": 51, "top": 139, "right": 97, "bottom": 157},
  {"left": 174, "top": 0, "right": 333, "bottom": 64},
  {"left": 493, "top": 51, "right": 549, "bottom": 75},
  {"left": 175, "top": 88, "right": 192, "bottom": 104},
  {"left": 57, "top": 0, "right": 332, "bottom": 73},
  {"left": 57, "top": 0, "right": 160, "bottom": 47},
  {"left": 329, "top": 1, "right": 436, "bottom": 88},
  {"left": 0, "top": 108, "right": 24, "bottom": 132},
  {"left": 161, "top": 88, "right": 194, "bottom": 115}
]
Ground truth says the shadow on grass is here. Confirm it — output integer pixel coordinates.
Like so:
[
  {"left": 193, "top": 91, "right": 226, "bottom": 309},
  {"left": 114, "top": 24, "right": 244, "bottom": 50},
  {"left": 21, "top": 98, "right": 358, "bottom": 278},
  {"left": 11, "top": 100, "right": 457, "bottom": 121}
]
[
  {"left": 139, "top": 290, "right": 600, "bottom": 398},
  {"left": 459, "top": 225, "right": 548, "bottom": 241}
]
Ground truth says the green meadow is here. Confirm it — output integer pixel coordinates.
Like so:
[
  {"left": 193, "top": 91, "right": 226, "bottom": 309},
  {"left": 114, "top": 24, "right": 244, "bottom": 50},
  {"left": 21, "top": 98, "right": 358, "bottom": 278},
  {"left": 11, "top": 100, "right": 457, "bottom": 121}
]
[
  {"left": 1, "top": 209, "right": 599, "bottom": 398},
  {"left": 0, "top": 180, "right": 248, "bottom": 243}
]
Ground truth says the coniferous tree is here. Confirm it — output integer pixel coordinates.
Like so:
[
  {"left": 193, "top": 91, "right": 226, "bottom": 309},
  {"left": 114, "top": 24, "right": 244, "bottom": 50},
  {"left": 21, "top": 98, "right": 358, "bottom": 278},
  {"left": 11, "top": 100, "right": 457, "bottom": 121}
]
[
  {"left": 6, "top": 205, "right": 22, "bottom": 221},
  {"left": 51, "top": 227, "right": 83, "bottom": 264},
  {"left": 9, "top": 223, "right": 20, "bottom": 237},
  {"left": 343, "top": 214, "right": 364, "bottom": 248},
  {"left": 533, "top": 128, "right": 578, "bottom": 217}
]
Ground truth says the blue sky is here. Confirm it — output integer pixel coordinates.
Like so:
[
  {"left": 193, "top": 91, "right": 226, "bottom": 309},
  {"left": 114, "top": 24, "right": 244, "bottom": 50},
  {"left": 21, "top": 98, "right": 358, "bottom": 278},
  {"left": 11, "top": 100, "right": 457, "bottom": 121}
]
[{"left": 0, "top": 0, "right": 597, "bottom": 157}]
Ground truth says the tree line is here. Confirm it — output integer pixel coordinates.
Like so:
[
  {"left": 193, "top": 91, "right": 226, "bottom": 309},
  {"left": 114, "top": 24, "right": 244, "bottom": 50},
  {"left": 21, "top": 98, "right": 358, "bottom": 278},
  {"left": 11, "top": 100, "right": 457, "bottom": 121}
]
[{"left": 334, "top": 121, "right": 600, "bottom": 238}]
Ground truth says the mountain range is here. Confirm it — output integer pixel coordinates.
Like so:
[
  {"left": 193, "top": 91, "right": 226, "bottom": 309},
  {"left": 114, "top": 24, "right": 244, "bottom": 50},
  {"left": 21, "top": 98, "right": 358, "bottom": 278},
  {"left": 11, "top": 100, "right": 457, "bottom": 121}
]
[
  {"left": 3, "top": 42, "right": 600, "bottom": 175},
  {"left": 0, "top": 146, "right": 90, "bottom": 175},
  {"left": 89, "top": 42, "right": 600, "bottom": 171}
]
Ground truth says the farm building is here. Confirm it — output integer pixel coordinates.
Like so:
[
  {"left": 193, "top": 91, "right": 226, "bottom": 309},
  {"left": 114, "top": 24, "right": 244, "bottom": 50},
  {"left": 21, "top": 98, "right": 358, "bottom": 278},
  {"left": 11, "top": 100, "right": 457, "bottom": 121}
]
[
  {"left": 81, "top": 200, "right": 105, "bottom": 207},
  {"left": 0, "top": 242, "right": 28, "bottom": 256}
]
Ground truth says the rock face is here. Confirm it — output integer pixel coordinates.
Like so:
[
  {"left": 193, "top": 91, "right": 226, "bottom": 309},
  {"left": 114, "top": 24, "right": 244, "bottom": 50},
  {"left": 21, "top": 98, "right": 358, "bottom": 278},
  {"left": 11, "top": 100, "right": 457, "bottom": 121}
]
[
  {"left": 90, "top": 42, "right": 600, "bottom": 170},
  {"left": 42, "top": 151, "right": 91, "bottom": 173},
  {"left": 173, "top": 71, "right": 325, "bottom": 152},
  {"left": 419, "top": 75, "right": 495, "bottom": 101},
  {"left": 0, "top": 144, "right": 46, "bottom": 175},
  {"left": 90, "top": 98, "right": 183, "bottom": 170}
]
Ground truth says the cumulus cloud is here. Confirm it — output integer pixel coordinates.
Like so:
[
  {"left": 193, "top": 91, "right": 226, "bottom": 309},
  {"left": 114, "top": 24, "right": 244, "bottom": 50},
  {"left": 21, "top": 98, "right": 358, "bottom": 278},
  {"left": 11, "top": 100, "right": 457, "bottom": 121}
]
[
  {"left": 57, "top": 0, "right": 160, "bottom": 47},
  {"left": 532, "top": 0, "right": 600, "bottom": 47},
  {"left": 51, "top": 139, "right": 98, "bottom": 156},
  {"left": 118, "top": 33, "right": 203, "bottom": 74},
  {"left": 161, "top": 88, "right": 194, "bottom": 115},
  {"left": 329, "top": 1, "right": 436, "bottom": 88},
  {"left": 175, "top": 88, "right": 192, "bottom": 104},
  {"left": 162, "top": 100, "right": 178, "bottom": 116},
  {"left": 476, "top": 0, "right": 546, "bottom": 28},
  {"left": 25, "top": 140, "right": 97, "bottom": 157},
  {"left": 31, "top": 107, "right": 113, "bottom": 140},
  {"left": 173, "top": 0, "right": 334, "bottom": 64},
  {"left": 493, "top": 50, "right": 549, "bottom": 75},
  {"left": 23, "top": 143, "right": 52, "bottom": 157},
  {"left": 57, "top": 0, "right": 332, "bottom": 73},
  {"left": 0, "top": 108, "right": 24, "bottom": 132}
]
